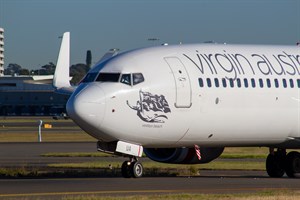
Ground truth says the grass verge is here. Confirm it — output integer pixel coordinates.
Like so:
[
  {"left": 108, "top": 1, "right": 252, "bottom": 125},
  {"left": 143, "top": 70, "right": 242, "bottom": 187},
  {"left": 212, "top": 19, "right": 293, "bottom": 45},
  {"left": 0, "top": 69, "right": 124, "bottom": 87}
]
[
  {"left": 42, "top": 151, "right": 267, "bottom": 159},
  {"left": 42, "top": 146, "right": 270, "bottom": 159},
  {"left": 0, "top": 133, "right": 96, "bottom": 142},
  {"left": 48, "top": 160, "right": 265, "bottom": 171},
  {"left": 62, "top": 190, "right": 300, "bottom": 200},
  {"left": 0, "top": 159, "right": 265, "bottom": 178},
  {"left": 41, "top": 152, "right": 112, "bottom": 157}
]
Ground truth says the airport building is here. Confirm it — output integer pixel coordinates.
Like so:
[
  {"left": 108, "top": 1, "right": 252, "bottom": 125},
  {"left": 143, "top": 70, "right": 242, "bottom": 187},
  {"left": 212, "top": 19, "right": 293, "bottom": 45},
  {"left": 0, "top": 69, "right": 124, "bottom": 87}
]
[
  {"left": 0, "top": 27, "right": 70, "bottom": 116},
  {"left": 0, "top": 75, "right": 70, "bottom": 116},
  {"left": 0, "top": 27, "right": 4, "bottom": 76}
]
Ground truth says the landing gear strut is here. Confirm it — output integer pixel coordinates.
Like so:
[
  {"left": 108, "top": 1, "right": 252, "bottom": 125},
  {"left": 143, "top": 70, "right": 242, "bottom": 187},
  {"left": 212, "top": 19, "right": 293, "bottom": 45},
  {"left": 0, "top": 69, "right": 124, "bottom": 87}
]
[
  {"left": 266, "top": 148, "right": 300, "bottom": 178},
  {"left": 121, "top": 157, "right": 143, "bottom": 178}
]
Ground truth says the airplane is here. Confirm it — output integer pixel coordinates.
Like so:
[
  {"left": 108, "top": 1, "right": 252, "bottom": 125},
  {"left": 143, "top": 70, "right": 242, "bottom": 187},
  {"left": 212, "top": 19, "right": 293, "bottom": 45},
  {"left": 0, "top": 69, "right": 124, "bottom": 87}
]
[{"left": 54, "top": 32, "right": 300, "bottom": 178}]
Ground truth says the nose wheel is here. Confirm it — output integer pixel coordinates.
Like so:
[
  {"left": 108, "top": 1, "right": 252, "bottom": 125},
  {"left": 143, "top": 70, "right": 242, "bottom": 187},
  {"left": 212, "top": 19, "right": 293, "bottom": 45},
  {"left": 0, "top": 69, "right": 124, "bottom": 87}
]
[{"left": 121, "top": 157, "right": 143, "bottom": 178}]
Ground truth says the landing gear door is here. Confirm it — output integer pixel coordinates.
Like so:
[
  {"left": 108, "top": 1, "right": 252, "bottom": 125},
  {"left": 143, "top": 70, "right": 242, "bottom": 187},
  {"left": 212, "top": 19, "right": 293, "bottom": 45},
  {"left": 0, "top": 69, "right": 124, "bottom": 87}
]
[{"left": 164, "top": 57, "right": 192, "bottom": 108}]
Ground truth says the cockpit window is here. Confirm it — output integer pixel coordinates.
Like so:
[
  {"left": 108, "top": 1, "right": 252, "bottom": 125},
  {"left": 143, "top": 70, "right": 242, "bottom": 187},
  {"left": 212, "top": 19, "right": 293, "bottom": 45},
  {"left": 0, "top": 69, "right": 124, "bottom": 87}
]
[
  {"left": 133, "top": 73, "right": 144, "bottom": 85},
  {"left": 96, "top": 73, "right": 120, "bottom": 82},
  {"left": 120, "top": 74, "right": 131, "bottom": 85},
  {"left": 120, "top": 73, "right": 145, "bottom": 86},
  {"left": 81, "top": 72, "right": 98, "bottom": 83}
]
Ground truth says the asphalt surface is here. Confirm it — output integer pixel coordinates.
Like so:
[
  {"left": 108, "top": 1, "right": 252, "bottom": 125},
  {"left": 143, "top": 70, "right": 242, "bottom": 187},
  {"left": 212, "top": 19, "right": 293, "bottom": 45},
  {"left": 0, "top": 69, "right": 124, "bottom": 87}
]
[
  {"left": 0, "top": 119, "right": 82, "bottom": 133},
  {"left": 0, "top": 173, "right": 300, "bottom": 199},
  {"left": 0, "top": 120, "right": 74, "bottom": 128},
  {"left": 0, "top": 142, "right": 299, "bottom": 199},
  {"left": 0, "top": 142, "right": 97, "bottom": 167}
]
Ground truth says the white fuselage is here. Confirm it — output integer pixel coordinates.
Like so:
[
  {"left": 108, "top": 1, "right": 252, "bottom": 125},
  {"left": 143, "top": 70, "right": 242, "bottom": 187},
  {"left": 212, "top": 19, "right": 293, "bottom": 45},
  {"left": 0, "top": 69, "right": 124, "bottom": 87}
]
[{"left": 67, "top": 44, "right": 300, "bottom": 148}]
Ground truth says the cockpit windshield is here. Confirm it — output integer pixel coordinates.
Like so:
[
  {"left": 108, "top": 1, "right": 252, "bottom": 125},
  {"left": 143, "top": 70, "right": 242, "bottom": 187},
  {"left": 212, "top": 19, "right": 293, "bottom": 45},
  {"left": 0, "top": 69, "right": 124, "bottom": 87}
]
[
  {"left": 120, "top": 74, "right": 131, "bottom": 85},
  {"left": 81, "top": 72, "right": 144, "bottom": 86},
  {"left": 96, "top": 73, "right": 121, "bottom": 82},
  {"left": 81, "top": 72, "right": 98, "bottom": 83},
  {"left": 132, "top": 73, "right": 144, "bottom": 85},
  {"left": 120, "top": 73, "right": 144, "bottom": 86}
]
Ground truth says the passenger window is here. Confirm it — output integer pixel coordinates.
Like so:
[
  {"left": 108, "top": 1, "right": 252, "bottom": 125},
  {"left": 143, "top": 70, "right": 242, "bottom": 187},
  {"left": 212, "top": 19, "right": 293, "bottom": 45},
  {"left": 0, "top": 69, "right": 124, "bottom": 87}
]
[
  {"left": 266, "top": 79, "right": 271, "bottom": 88},
  {"left": 214, "top": 78, "right": 219, "bottom": 88},
  {"left": 120, "top": 74, "right": 131, "bottom": 85},
  {"left": 229, "top": 78, "right": 234, "bottom": 88},
  {"left": 282, "top": 79, "right": 287, "bottom": 88},
  {"left": 297, "top": 79, "right": 300, "bottom": 88},
  {"left": 259, "top": 79, "right": 264, "bottom": 88},
  {"left": 198, "top": 78, "right": 204, "bottom": 87},
  {"left": 274, "top": 79, "right": 279, "bottom": 88},
  {"left": 289, "top": 79, "right": 294, "bottom": 88},
  {"left": 207, "top": 78, "right": 212, "bottom": 87},
  {"left": 251, "top": 78, "right": 256, "bottom": 88},
  {"left": 133, "top": 73, "right": 145, "bottom": 85},
  {"left": 244, "top": 79, "right": 248, "bottom": 88},
  {"left": 236, "top": 78, "right": 241, "bottom": 88},
  {"left": 222, "top": 78, "right": 227, "bottom": 88}
]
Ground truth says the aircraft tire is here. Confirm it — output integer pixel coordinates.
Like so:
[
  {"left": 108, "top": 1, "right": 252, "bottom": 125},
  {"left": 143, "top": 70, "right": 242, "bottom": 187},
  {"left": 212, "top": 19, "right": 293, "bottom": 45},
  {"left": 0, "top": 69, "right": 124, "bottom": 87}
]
[
  {"left": 121, "top": 161, "right": 132, "bottom": 178},
  {"left": 131, "top": 161, "right": 143, "bottom": 178},
  {"left": 266, "top": 153, "right": 285, "bottom": 178},
  {"left": 285, "top": 151, "right": 300, "bottom": 178}
]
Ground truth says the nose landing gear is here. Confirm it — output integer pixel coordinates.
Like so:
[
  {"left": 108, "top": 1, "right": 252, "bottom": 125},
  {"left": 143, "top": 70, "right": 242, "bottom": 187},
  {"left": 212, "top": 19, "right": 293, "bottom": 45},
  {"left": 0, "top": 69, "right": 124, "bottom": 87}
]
[
  {"left": 97, "top": 141, "right": 144, "bottom": 178},
  {"left": 121, "top": 157, "right": 144, "bottom": 178}
]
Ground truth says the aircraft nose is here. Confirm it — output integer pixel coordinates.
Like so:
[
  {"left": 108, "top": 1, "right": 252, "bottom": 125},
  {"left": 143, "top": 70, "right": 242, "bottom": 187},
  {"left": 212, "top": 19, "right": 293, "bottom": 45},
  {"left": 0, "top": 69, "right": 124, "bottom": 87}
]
[{"left": 66, "top": 84, "right": 105, "bottom": 133}]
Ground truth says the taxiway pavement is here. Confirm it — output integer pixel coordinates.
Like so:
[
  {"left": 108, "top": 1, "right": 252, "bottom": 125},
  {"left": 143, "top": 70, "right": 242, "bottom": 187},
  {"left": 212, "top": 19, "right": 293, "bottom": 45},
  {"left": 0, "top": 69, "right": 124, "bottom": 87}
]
[
  {"left": 0, "top": 142, "right": 299, "bottom": 199},
  {"left": 0, "top": 174, "right": 300, "bottom": 199}
]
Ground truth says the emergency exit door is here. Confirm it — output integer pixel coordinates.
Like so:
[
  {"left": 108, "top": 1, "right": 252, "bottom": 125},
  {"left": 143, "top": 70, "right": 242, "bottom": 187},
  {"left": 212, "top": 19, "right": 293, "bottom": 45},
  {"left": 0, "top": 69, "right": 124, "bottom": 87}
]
[{"left": 164, "top": 57, "right": 192, "bottom": 108}]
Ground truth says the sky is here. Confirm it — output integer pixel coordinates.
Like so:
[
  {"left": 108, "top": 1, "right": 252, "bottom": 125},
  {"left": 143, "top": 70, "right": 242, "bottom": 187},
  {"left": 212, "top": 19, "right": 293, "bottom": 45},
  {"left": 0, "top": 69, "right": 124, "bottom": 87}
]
[{"left": 0, "top": 0, "right": 300, "bottom": 70}]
